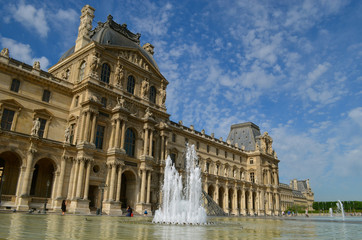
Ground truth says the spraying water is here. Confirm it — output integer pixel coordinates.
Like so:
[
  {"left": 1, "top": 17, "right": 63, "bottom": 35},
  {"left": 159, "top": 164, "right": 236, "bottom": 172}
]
[
  {"left": 337, "top": 200, "right": 345, "bottom": 220},
  {"left": 329, "top": 208, "right": 333, "bottom": 217},
  {"left": 153, "top": 144, "right": 207, "bottom": 224}
]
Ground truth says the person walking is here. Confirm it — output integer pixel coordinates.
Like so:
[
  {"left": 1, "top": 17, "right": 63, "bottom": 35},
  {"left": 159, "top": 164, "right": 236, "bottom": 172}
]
[{"left": 61, "top": 200, "right": 67, "bottom": 215}]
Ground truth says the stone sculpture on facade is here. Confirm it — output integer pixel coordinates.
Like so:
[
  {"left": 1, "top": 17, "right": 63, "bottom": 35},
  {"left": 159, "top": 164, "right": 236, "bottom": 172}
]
[
  {"left": 116, "top": 96, "right": 126, "bottom": 108},
  {"left": 90, "top": 54, "right": 100, "bottom": 77},
  {"left": 144, "top": 107, "right": 153, "bottom": 119},
  {"left": 1, "top": 48, "right": 9, "bottom": 58},
  {"left": 141, "top": 78, "right": 149, "bottom": 99},
  {"left": 33, "top": 61, "right": 40, "bottom": 70},
  {"left": 115, "top": 58, "right": 124, "bottom": 88},
  {"left": 64, "top": 127, "right": 70, "bottom": 143},
  {"left": 31, "top": 118, "right": 41, "bottom": 136}
]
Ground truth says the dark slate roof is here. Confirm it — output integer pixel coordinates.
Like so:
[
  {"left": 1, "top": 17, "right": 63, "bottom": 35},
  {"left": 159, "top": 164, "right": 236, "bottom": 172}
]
[
  {"left": 226, "top": 122, "right": 261, "bottom": 151},
  {"left": 297, "top": 180, "right": 308, "bottom": 192},
  {"left": 59, "top": 15, "right": 159, "bottom": 70},
  {"left": 292, "top": 190, "right": 306, "bottom": 199}
]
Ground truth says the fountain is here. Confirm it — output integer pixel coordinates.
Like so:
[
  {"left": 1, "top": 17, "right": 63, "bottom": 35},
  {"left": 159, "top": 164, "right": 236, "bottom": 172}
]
[
  {"left": 337, "top": 200, "right": 345, "bottom": 220},
  {"left": 329, "top": 208, "right": 333, "bottom": 217},
  {"left": 153, "top": 144, "right": 207, "bottom": 225}
]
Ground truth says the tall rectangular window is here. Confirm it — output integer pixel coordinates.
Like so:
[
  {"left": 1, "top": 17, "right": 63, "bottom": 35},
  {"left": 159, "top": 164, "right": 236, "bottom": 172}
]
[
  {"left": 1, "top": 109, "right": 15, "bottom": 130},
  {"left": 196, "top": 142, "right": 199, "bottom": 150},
  {"left": 10, "top": 79, "right": 20, "bottom": 92},
  {"left": 42, "top": 90, "right": 51, "bottom": 102},
  {"left": 172, "top": 133, "right": 176, "bottom": 142},
  {"left": 95, "top": 125, "right": 105, "bottom": 149},
  {"left": 101, "top": 97, "right": 107, "bottom": 108},
  {"left": 250, "top": 172, "right": 255, "bottom": 183},
  {"left": 38, "top": 118, "right": 47, "bottom": 138},
  {"left": 207, "top": 145, "right": 209, "bottom": 153},
  {"left": 216, "top": 148, "right": 219, "bottom": 156},
  {"left": 170, "top": 153, "right": 176, "bottom": 166},
  {"left": 69, "top": 123, "right": 76, "bottom": 144}
]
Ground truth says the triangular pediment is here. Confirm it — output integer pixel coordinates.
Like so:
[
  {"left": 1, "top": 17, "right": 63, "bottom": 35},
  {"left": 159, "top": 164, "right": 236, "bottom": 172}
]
[
  {"left": 0, "top": 99, "right": 23, "bottom": 109},
  {"left": 33, "top": 108, "right": 53, "bottom": 118}
]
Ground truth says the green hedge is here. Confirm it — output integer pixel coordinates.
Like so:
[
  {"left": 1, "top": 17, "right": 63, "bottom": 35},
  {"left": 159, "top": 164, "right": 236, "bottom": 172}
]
[{"left": 313, "top": 201, "right": 362, "bottom": 211}]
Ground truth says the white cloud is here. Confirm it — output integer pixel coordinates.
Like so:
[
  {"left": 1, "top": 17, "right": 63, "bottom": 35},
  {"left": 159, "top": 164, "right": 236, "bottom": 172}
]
[
  {"left": 0, "top": 37, "right": 49, "bottom": 69},
  {"left": 8, "top": 1, "right": 49, "bottom": 38},
  {"left": 131, "top": 2, "right": 173, "bottom": 37}
]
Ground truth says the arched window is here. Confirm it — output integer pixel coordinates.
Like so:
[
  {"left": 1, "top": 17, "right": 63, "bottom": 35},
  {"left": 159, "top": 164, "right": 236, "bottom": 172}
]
[
  {"left": 125, "top": 128, "right": 136, "bottom": 157},
  {"left": 127, "top": 75, "right": 135, "bottom": 94},
  {"left": 79, "top": 61, "right": 86, "bottom": 82},
  {"left": 149, "top": 86, "right": 156, "bottom": 103},
  {"left": 101, "top": 63, "right": 111, "bottom": 84}
]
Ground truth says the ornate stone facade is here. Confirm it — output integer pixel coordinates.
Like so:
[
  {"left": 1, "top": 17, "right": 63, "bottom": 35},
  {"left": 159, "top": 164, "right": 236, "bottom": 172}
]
[
  {"left": 0, "top": 5, "right": 303, "bottom": 216},
  {"left": 279, "top": 179, "right": 314, "bottom": 211}
]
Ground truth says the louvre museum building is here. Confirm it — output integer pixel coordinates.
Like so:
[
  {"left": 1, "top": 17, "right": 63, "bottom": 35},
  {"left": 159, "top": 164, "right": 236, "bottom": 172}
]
[{"left": 0, "top": 5, "right": 313, "bottom": 215}]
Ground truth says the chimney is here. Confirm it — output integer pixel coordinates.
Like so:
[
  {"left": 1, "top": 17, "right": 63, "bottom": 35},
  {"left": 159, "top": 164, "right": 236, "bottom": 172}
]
[{"left": 75, "top": 5, "right": 95, "bottom": 52}]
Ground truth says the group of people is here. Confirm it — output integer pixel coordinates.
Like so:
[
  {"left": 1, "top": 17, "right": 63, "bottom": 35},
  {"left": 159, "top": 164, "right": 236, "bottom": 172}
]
[{"left": 60, "top": 202, "right": 150, "bottom": 217}]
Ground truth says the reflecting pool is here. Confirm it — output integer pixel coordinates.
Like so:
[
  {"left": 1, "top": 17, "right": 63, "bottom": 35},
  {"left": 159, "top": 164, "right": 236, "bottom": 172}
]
[{"left": 0, "top": 213, "right": 361, "bottom": 239}]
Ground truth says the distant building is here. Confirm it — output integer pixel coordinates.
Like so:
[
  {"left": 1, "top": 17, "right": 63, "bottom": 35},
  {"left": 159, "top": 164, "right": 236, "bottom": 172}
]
[
  {"left": 0, "top": 5, "right": 303, "bottom": 216},
  {"left": 280, "top": 179, "right": 314, "bottom": 211}
]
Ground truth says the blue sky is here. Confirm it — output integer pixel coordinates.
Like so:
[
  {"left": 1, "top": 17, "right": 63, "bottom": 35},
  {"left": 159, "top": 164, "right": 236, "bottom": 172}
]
[{"left": 1, "top": 0, "right": 361, "bottom": 201}]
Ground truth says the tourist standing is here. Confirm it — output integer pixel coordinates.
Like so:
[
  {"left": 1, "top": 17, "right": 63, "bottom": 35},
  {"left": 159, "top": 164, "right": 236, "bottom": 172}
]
[{"left": 61, "top": 200, "right": 66, "bottom": 215}]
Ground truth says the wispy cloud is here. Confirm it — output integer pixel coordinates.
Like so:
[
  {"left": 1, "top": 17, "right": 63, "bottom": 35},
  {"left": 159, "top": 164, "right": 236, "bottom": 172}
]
[
  {"left": 0, "top": 37, "right": 49, "bottom": 69},
  {"left": 8, "top": 1, "right": 49, "bottom": 38}
]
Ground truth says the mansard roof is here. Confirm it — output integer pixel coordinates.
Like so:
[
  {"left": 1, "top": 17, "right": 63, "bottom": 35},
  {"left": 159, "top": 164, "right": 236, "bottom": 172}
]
[
  {"left": 59, "top": 15, "right": 159, "bottom": 70},
  {"left": 226, "top": 122, "right": 261, "bottom": 151}
]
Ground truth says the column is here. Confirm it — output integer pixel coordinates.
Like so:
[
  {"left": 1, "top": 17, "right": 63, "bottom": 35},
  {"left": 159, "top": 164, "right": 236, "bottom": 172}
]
[
  {"left": 67, "top": 159, "right": 76, "bottom": 199},
  {"left": 80, "top": 112, "right": 87, "bottom": 141},
  {"left": 203, "top": 182, "right": 208, "bottom": 193},
  {"left": 158, "top": 173, "right": 163, "bottom": 205},
  {"left": 149, "top": 130, "right": 153, "bottom": 157},
  {"left": 20, "top": 148, "right": 36, "bottom": 196},
  {"left": 249, "top": 190, "right": 254, "bottom": 214},
  {"left": 143, "top": 129, "right": 149, "bottom": 155},
  {"left": 256, "top": 191, "right": 260, "bottom": 215},
  {"left": 15, "top": 166, "right": 25, "bottom": 197},
  {"left": 71, "top": 159, "right": 79, "bottom": 199},
  {"left": 120, "top": 121, "right": 126, "bottom": 149},
  {"left": 108, "top": 164, "right": 117, "bottom": 201},
  {"left": 215, "top": 185, "right": 219, "bottom": 206},
  {"left": 56, "top": 155, "right": 67, "bottom": 198},
  {"left": 273, "top": 171, "right": 278, "bottom": 186},
  {"left": 74, "top": 117, "right": 80, "bottom": 144},
  {"left": 275, "top": 192, "right": 280, "bottom": 214},
  {"left": 104, "top": 165, "right": 111, "bottom": 201},
  {"left": 241, "top": 188, "right": 246, "bottom": 215},
  {"left": 140, "top": 169, "right": 146, "bottom": 203},
  {"left": 269, "top": 192, "right": 273, "bottom": 213},
  {"left": 160, "top": 135, "right": 165, "bottom": 160},
  {"left": 164, "top": 137, "right": 168, "bottom": 158},
  {"left": 233, "top": 187, "right": 237, "bottom": 213},
  {"left": 90, "top": 113, "right": 98, "bottom": 144},
  {"left": 225, "top": 188, "right": 229, "bottom": 212},
  {"left": 84, "top": 111, "right": 91, "bottom": 142},
  {"left": 75, "top": 159, "right": 85, "bottom": 198},
  {"left": 267, "top": 170, "right": 271, "bottom": 185},
  {"left": 114, "top": 119, "right": 120, "bottom": 148},
  {"left": 115, "top": 166, "right": 122, "bottom": 202},
  {"left": 83, "top": 160, "right": 91, "bottom": 200},
  {"left": 51, "top": 171, "right": 59, "bottom": 199},
  {"left": 146, "top": 170, "right": 151, "bottom": 203},
  {"left": 260, "top": 189, "right": 265, "bottom": 213},
  {"left": 109, "top": 121, "right": 116, "bottom": 149}
]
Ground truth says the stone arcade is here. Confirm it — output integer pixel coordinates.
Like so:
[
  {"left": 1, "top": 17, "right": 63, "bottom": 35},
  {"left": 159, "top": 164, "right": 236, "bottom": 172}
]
[{"left": 0, "top": 5, "right": 312, "bottom": 216}]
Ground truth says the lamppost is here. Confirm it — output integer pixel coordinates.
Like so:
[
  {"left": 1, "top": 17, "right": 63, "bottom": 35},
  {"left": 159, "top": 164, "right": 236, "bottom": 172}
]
[
  {"left": 98, "top": 182, "right": 107, "bottom": 215},
  {"left": 0, "top": 175, "right": 5, "bottom": 206},
  {"left": 43, "top": 180, "right": 50, "bottom": 214}
]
